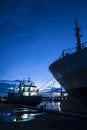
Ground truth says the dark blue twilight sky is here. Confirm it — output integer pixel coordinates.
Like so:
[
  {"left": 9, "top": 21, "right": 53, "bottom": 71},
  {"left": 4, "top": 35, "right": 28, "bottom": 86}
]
[{"left": 0, "top": 0, "right": 87, "bottom": 87}]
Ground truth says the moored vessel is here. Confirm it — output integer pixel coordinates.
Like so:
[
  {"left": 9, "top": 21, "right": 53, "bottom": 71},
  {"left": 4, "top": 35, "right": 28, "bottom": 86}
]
[
  {"left": 49, "top": 18, "right": 87, "bottom": 106},
  {"left": 8, "top": 78, "right": 42, "bottom": 106}
]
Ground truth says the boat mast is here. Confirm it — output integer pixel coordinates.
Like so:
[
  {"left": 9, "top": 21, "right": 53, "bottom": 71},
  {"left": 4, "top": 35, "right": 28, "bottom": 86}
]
[{"left": 74, "top": 18, "right": 82, "bottom": 51}]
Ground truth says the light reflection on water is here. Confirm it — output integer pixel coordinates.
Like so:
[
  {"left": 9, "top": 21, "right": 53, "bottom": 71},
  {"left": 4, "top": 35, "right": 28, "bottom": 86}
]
[
  {"left": 10, "top": 113, "right": 35, "bottom": 122},
  {"left": 38, "top": 101, "right": 61, "bottom": 111},
  {"left": 0, "top": 101, "right": 61, "bottom": 122},
  {"left": 0, "top": 108, "right": 45, "bottom": 122}
]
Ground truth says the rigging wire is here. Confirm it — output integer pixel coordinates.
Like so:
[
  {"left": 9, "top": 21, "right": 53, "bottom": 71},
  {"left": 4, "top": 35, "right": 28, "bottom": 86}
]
[
  {"left": 37, "top": 77, "right": 54, "bottom": 91},
  {"left": 48, "top": 79, "right": 57, "bottom": 95},
  {"left": 51, "top": 79, "right": 56, "bottom": 87}
]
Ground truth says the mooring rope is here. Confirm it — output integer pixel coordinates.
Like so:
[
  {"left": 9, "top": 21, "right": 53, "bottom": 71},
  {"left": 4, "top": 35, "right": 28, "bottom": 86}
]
[{"left": 37, "top": 77, "right": 54, "bottom": 91}]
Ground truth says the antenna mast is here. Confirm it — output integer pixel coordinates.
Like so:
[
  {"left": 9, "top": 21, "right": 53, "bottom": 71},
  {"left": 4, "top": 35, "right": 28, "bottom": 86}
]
[{"left": 74, "top": 18, "right": 82, "bottom": 51}]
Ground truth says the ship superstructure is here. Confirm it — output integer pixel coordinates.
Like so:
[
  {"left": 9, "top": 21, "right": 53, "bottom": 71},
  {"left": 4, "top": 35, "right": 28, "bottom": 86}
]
[{"left": 8, "top": 78, "right": 42, "bottom": 106}]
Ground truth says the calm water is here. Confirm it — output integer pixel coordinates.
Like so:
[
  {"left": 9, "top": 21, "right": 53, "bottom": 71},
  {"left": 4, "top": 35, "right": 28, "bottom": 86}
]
[
  {"left": 0, "top": 101, "right": 61, "bottom": 122},
  {"left": 37, "top": 101, "right": 61, "bottom": 111},
  {"left": 0, "top": 107, "right": 45, "bottom": 122}
]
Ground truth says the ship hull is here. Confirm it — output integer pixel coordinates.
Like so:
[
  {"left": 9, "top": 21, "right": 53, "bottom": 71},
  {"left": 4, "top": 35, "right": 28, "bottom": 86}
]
[
  {"left": 8, "top": 94, "right": 42, "bottom": 106},
  {"left": 67, "top": 87, "right": 87, "bottom": 106},
  {"left": 49, "top": 47, "right": 87, "bottom": 106}
]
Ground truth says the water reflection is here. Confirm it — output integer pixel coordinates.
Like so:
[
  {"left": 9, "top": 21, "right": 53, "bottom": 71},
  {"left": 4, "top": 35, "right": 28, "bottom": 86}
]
[
  {"left": 0, "top": 108, "right": 45, "bottom": 122},
  {"left": 10, "top": 113, "right": 35, "bottom": 122},
  {"left": 38, "top": 101, "right": 61, "bottom": 111}
]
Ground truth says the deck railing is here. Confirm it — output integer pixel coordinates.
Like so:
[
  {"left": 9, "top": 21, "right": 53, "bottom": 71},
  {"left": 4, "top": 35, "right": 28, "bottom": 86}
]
[{"left": 56, "top": 41, "right": 87, "bottom": 61}]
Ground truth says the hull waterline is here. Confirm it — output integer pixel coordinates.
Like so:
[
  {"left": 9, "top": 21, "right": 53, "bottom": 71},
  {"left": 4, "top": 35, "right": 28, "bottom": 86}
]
[{"left": 8, "top": 95, "right": 42, "bottom": 106}]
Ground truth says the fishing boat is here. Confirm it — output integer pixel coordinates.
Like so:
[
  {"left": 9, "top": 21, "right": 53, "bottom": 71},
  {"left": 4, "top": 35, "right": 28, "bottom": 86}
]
[
  {"left": 8, "top": 78, "right": 42, "bottom": 106},
  {"left": 49, "top": 18, "right": 87, "bottom": 106}
]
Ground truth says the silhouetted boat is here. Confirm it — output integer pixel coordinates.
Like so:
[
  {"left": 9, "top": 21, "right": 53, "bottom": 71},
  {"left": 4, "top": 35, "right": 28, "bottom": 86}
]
[
  {"left": 8, "top": 78, "right": 42, "bottom": 106},
  {"left": 49, "top": 18, "right": 87, "bottom": 106}
]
